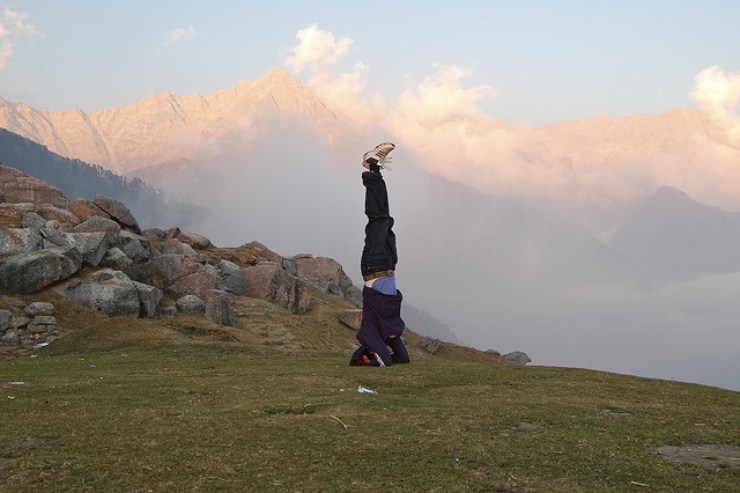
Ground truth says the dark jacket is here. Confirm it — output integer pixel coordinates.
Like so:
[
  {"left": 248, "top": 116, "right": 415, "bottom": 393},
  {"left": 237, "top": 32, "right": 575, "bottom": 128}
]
[{"left": 349, "top": 286, "right": 409, "bottom": 366}]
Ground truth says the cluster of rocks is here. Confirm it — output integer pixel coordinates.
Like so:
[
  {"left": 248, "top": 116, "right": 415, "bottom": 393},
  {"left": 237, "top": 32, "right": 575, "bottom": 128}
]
[
  {"left": 0, "top": 301, "right": 58, "bottom": 354},
  {"left": 0, "top": 166, "right": 361, "bottom": 351}
]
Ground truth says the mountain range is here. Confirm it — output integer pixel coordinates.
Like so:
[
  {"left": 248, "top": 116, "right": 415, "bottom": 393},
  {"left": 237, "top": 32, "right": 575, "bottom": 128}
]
[{"left": 2, "top": 68, "right": 739, "bottom": 390}]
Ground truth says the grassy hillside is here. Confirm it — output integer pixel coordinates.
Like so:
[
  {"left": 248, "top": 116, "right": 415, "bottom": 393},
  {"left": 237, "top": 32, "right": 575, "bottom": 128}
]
[{"left": 1, "top": 289, "right": 738, "bottom": 492}]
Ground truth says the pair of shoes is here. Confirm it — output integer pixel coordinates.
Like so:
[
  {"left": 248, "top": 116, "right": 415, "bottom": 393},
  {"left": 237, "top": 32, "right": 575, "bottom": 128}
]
[{"left": 362, "top": 142, "right": 395, "bottom": 171}]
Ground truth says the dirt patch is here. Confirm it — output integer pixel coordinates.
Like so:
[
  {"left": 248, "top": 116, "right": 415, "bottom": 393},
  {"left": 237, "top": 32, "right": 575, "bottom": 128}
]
[{"left": 656, "top": 444, "right": 740, "bottom": 469}]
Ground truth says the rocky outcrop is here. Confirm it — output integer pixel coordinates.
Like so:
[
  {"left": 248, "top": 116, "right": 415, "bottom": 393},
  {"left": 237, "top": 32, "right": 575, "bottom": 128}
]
[
  {"left": 292, "top": 254, "right": 362, "bottom": 306},
  {"left": 0, "top": 165, "right": 69, "bottom": 208},
  {"left": 0, "top": 166, "right": 380, "bottom": 341},
  {"left": 239, "top": 262, "right": 312, "bottom": 314}
]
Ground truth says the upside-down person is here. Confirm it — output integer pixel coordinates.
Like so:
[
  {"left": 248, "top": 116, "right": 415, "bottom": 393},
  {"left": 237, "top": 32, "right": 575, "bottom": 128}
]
[{"left": 350, "top": 142, "right": 410, "bottom": 367}]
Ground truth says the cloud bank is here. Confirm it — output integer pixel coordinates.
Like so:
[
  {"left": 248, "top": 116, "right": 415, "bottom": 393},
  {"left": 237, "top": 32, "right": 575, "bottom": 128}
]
[
  {"left": 0, "top": 7, "right": 43, "bottom": 69},
  {"left": 283, "top": 25, "right": 740, "bottom": 217}
]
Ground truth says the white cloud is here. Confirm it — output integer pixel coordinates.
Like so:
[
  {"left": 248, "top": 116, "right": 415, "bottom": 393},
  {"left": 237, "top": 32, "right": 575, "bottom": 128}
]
[
  {"left": 690, "top": 66, "right": 740, "bottom": 143},
  {"left": 283, "top": 25, "right": 740, "bottom": 217},
  {"left": 157, "top": 26, "right": 197, "bottom": 56},
  {"left": 164, "top": 26, "right": 197, "bottom": 46},
  {"left": 0, "top": 7, "right": 43, "bottom": 69},
  {"left": 284, "top": 23, "right": 352, "bottom": 75}
]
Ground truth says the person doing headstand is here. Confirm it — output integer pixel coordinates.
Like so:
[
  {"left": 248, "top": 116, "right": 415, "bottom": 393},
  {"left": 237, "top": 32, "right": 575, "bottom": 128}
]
[{"left": 349, "top": 142, "right": 410, "bottom": 367}]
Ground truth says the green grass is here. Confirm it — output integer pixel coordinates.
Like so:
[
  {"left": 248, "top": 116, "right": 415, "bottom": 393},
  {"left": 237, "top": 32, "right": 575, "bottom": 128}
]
[{"left": 1, "top": 342, "right": 738, "bottom": 492}]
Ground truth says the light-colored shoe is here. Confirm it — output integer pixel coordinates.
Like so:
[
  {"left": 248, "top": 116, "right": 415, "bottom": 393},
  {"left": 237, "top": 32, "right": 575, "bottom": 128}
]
[
  {"left": 374, "top": 352, "right": 386, "bottom": 367},
  {"left": 362, "top": 142, "right": 395, "bottom": 170}
]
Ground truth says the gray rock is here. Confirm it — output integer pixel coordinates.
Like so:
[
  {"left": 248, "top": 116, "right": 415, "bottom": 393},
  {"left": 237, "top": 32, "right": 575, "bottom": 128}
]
[
  {"left": 163, "top": 238, "right": 197, "bottom": 256},
  {"left": 10, "top": 316, "right": 30, "bottom": 330},
  {"left": 20, "top": 212, "right": 46, "bottom": 229},
  {"left": 294, "top": 255, "right": 355, "bottom": 299},
  {"left": 36, "top": 205, "right": 80, "bottom": 229},
  {"left": 100, "top": 247, "right": 134, "bottom": 271},
  {"left": 0, "top": 250, "right": 81, "bottom": 294},
  {"left": 240, "top": 262, "right": 312, "bottom": 314},
  {"left": 485, "top": 349, "right": 501, "bottom": 356},
  {"left": 503, "top": 351, "right": 532, "bottom": 366},
  {"left": 132, "top": 281, "right": 163, "bottom": 318},
  {"left": 23, "top": 302, "right": 56, "bottom": 316},
  {"left": 139, "top": 254, "right": 204, "bottom": 289},
  {"left": 205, "top": 289, "right": 234, "bottom": 326},
  {"left": 176, "top": 232, "right": 213, "bottom": 250},
  {"left": 93, "top": 195, "right": 140, "bottom": 233},
  {"left": 122, "top": 238, "right": 150, "bottom": 263},
  {"left": 159, "top": 305, "right": 178, "bottom": 318},
  {"left": 0, "top": 226, "right": 24, "bottom": 253},
  {"left": 76, "top": 232, "right": 112, "bottom": 266},
  {"left": 68, "top": 198, "right": 108, "bottom": 221},
  {"left": 0, "top": 165, "right": 69, "bottom": 207},
  {"left": 1, "top": 330, "right": 17, "bottom": 342},
  {"left": 58, "top": 268, "right": 140, "bottom": 316},
  {"left": 338, "top": 309, "right": 362, "bottom": 330},
  {"left": 219, "top": 259, "right": 241, "bottom": 277},
  {"left": 27, "top": 315, "right": 56, "bottom": 333},
  {"left": 142, "top": 228, "right": 166, "bottom": 239},
  {"left": 176, "top": 294, "right": 206, "bottom": 313},
  {"left": 0, "top": 309, "right": 10, "bottom": 332},
  {"left": 168, "top": 270, "right": 219, "bottom": 300},
  {"left": 220, "top": 271, "right": 248, "bottom": 295},
  {"left": 74, "top": 215, "right": 121, "bottom": 237},
  {"left": 420, "top": 336, "right": 441, "bottom": 354}
]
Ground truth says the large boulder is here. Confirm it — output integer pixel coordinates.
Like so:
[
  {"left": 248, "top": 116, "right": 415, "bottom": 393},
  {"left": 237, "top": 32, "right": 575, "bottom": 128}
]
[
  {"left": 503, "top": 351, "right": 532, "bottom": 366},
  {"left": 0, "top": 165, "right": 69, "bottom": 208},
  {"left": 167, "top": 271, "right": 219, "bottom": 300},
  {"left": 40, "top": 232, "right": 109, "bottom": 267},
  {"left": 176, "top": 294, "right": 206, "bottom": 313},
  {"left": 0, "top": 250, "right": 81, "bottom": 294},
  {"left": 240, "top": 262, "right": 312, "bottom": 314},
  {"left": 93, "top": 195, "right": 140, "bottom": 233},
  {"left": 36, "top": 205, "right": 80, "bottom": 230},
  {"left": 205, "top": 289, "right": 234, "bottom": 326},
  {"left": 57, "top": 268, "right": 140, "bottom": 316},
  {"left": 140, "top": 254, "right": 217, "bottom": 299},
  {"left": 338, "top": 309, "right": 362, "bottom": 330},
  {"left": 74, "top": 216, "right": 121, "bottom": 237},
  {"left": 294, "top": 254, "right": 361, "bottom": 304},
  {"left": 68, "top": 198, "right": 109, "bottom": 221},
  {"left": 100, "top": 247, "right": 134, "bottom": 271},
  {"left": 139, "top": 254, "right": 204, "bottom": 289},
  {"left": 176, "top": 232, "right": 214, "bottom": 250},
  {"left": 132, "top": 281, "right": 163, "bottom": 318},
  {"left": 162, "top": 238, "right": 197, "bottom": 256}
]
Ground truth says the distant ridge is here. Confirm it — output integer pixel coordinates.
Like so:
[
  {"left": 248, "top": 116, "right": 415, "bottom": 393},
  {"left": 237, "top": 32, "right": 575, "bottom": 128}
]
[
  {"left": 0, "top": 68, "right": 342, "bottom": 174},
  {"left": 608, "top": 186, "right": 740, "bottom": 279}
]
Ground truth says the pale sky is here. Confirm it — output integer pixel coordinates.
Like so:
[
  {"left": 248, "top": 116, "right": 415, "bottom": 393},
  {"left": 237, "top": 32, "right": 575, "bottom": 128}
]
[{"left": 1, "top": 0, "right": 739, "bottom": 125}]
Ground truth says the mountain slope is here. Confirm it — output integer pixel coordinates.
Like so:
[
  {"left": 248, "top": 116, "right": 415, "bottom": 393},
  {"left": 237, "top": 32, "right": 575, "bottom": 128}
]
[{"left": 608, "top": 186, "right": 740, "bottom": 280}]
